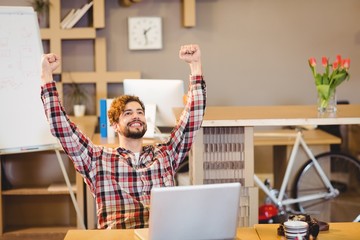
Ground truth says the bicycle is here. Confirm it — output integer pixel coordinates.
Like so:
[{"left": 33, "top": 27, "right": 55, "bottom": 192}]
[{"left": 254, "top": 128, "right": 360, "bottom": 223}]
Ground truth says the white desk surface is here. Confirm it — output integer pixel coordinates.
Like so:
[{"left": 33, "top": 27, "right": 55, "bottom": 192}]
[{"left": 175, "top": 104, "right": 360, "bottom": 127}]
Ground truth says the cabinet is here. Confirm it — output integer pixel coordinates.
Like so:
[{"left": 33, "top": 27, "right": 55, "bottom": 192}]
[
  {"left": 40, "top": 0, "right": 141, "bottom": 116},
  {"left": 0, "top": 151, "right": 84, "bottom": 238},
  {"left": 0, "top": 116, "right": 97, "bottom": 238}
]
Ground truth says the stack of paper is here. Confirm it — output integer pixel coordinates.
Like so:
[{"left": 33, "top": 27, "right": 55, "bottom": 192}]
[{"left": 60, "top": 1, "right": 94, "bottom": 29}]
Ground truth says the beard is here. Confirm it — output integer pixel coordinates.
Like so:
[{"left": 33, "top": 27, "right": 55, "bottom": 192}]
[{"left": 122, "top": 121, "right": 147, "bottom": 139}]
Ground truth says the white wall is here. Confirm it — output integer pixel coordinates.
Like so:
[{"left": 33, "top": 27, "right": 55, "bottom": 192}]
[
  {"left": 101, "top": 0, "right": 360, "bottom": 107},
  {"left": 3, "top": 0, "right": 360, "bottom": 106}
]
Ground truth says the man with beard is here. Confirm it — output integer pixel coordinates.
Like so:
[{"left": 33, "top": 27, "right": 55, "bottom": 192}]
[{"left": 40, "top": 44, "right": 206, "bottom": 229}]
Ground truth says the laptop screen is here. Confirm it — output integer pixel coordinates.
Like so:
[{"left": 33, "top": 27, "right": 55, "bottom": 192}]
[{"left": 136, "top": 182, "right": 241, "bottom": 240}]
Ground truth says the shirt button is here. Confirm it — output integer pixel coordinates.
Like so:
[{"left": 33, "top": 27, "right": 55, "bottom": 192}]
[{"left": 142, "top": 192, "right": 146, "bottom": 196}]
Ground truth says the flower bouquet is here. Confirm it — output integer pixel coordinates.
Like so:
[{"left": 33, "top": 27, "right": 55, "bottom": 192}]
[{"left": 308, "top": 55, "right": 350, "bottom": 113}]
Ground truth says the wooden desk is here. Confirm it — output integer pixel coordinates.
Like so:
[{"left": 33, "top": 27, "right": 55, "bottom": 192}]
[
  {"left": 253, "top": 128, "right": 341, "bottom": 146},
  {"left": 254, "top": 128, "right": 341, "bottom": 192},
  {"left": 254, "top": 128, "right": 341, "bottom": 215},
  {"left": 63, "top": 227, "right": 260, "bottom": 240},
  {"left": 254, "top": 222, "right": 360, "bottom": 240},
  {"left": 64, "top": 222, "right": 360, "bottom": 239},
  {"left": 177, "top": 105, "right": 360, "bottom": 227}
]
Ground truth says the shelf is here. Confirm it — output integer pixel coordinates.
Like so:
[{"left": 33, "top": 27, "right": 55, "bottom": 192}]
[
  {"left": 0, "top": 151, "right": 83, "bottom": 235},
  {"left": 40, "top": 28, "right": 96, "bottom": 39},
  {"left": 60, "top": 37, "right": 141, "bottom": 115},
  {"left": 39, "top": 0, "right": 141, "bottom": 115},
  {"left": 2, "top": 185, "right": 77, "bottom": 196},
  {"left": 3, "top": 226, "right": 76, "bottom": 239}
]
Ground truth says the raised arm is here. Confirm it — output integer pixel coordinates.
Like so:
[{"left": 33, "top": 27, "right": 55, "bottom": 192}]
[
  {"left": 41, "top": 53, "right": 61, "bottom": 85},
  {"left": 179, "top": 44, "right": 202, "bottom": 76},
  {"left": 40, "top": 53, "right": 99, "bottom": 193},
  {"left": 164, "top": 44, "right": 206, "bottom": 172}
]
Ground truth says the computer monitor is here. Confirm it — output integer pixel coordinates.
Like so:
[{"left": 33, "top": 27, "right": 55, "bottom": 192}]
[{"left": 123, "top": 79, "right": 185, "bottom": 129}]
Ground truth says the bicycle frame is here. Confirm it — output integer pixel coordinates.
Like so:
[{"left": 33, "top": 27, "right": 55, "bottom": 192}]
[{"left": 254, "top": 130, "right": 339, "bottom": 209}]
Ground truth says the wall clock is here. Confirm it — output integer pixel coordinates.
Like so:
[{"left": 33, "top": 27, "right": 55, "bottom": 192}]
[{"left": 128, "top": 17, "right": 163, "bottom": 50}]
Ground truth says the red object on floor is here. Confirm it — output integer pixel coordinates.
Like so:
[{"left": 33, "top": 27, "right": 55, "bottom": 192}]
[{"left": 259, "top": 204, "right": 278, "bottom": 221}]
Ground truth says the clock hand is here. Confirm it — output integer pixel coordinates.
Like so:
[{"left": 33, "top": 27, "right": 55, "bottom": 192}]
[
  {"left": 143, "top": 27, "right": 152, "bottom": 35},
  {"left": 143, "top": 27, "right": 152, "bottom": 45}
]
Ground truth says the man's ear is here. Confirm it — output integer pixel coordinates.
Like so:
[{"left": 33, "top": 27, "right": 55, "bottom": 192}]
[{"left": 112, "top": 123, "right": 119, "bottom": 133}]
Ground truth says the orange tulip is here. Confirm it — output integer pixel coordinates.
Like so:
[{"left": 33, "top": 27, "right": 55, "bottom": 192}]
[
  {"left": 322, "top": 57, "right": 328, "bottom": 67},
  {"left": 308, "top": 57, "right": 316, "bottom": 67},
  {"left": 342, "top": 59, "right": 350, "bottom": 69},
  {"left": 333, "top": 61, "right": 339, "bottom": 70}
]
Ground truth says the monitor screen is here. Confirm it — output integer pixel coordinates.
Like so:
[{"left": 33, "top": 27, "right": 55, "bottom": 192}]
[{"left": 123, "top": 79, "right": 185, "bottom": 128}]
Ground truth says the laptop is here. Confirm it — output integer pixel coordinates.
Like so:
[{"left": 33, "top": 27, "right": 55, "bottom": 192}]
[{"left": 135, "top": 182, "right": 241, "bottom": 240}]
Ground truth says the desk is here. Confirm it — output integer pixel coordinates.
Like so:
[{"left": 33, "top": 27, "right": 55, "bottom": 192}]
[
  {"left": 253, "top": 128, "right": 341, "bottom": 146},
  {"left": 63, "top": 223, "right": 360, "bottom": 240},
  {"left": 178, "top": 105, "right": 360, "bottom": 226},
  {"left": 254, "top": 222, "right": 360, "bottom": 240},
  {"left": 63, "top": 227, "right": 260, "bottom": 240},
  {"left": 254, "top": 128, "right": 341, "bottom": 192}
]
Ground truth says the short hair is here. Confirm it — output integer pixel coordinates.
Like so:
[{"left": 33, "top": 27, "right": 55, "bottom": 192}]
[{"left": 107, "top": 95, "right": 145, "bottom": 126}]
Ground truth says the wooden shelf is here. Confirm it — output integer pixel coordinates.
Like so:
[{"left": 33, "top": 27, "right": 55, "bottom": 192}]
[
  {"left": 254, "top": 129, "right": 341, "bottom": 146},
  {"left": 41, "top": 0, "right": 141, "bottom": 115},
  {"left": 2, "top": 185, "right": 77, "bottom": 196},
  {"left": 40, "top": 28, "right": 96, "bottom": 39},
  {"left": 3, "top": 226, "right": 76, "bottom": 239},
  {"left": 0, "top": 153, "right": 84, "bottom": 235}
]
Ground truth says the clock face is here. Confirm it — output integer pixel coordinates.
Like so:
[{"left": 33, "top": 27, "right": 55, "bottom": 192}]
[{"left": 128, "top": 17, "right": 163, "bottom": 50}]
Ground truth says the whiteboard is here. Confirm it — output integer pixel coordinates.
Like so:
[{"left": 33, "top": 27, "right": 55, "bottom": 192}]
[{"left": 0, "top": 7, "right": 58, "bottom": 154}]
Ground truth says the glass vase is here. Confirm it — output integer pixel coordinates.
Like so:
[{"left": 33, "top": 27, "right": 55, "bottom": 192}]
[{"left": 317, "top": 89, "right": 337, "bottom": 114}]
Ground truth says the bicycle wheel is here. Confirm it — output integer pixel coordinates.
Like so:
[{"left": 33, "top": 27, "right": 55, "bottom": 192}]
[{"left": 292, "top": 152, "right": 360, "bottom": 222}]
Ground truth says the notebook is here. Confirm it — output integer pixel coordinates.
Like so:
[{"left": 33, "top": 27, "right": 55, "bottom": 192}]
[{"left": 135, "top": 182, "right": 241, "bottom": 240}]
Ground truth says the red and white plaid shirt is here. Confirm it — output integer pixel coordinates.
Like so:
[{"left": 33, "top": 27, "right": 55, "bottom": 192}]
[{"left": 41, "top": 75, "right": 206, "bottom": 229}]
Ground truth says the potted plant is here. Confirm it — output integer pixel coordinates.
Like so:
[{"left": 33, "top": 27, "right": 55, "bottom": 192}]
[
  {"left": 30, "top": 0, "right": 51, "bottom": 27},
  {"left": 308, "top": 55, "right": 351, "bottom": 114},
  {"left": 68, "top": 82, "right": 90, "bottom": 117}
]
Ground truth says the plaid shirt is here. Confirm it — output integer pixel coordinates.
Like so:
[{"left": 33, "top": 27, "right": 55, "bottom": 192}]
[{"left": 41, "top": 75, "right": 206, "bottom": 229}]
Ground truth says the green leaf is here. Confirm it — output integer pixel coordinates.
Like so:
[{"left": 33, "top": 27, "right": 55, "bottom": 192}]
[
  {"left": 316, "top": 84, "right": 330, "bottom": 100},
  {"left": 330, "top": 72, "right": 347, "bottom": 88},
  {"left": 322, "top": 75, "right": 329, "bottom": 85},
  {"left": 315, "top": 74, "right": 322, "bottom": 85},
  {"left": 325, "top": 64, "right": 329, "bottom": 76},
  {"left": 332, "top": 72, "right": 346, "bottom": 80}
]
